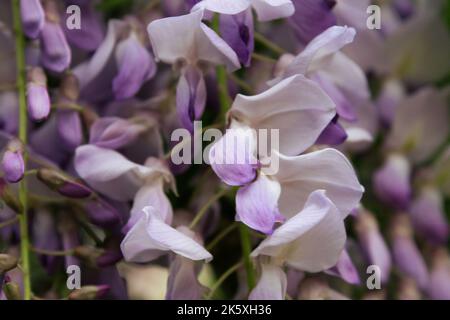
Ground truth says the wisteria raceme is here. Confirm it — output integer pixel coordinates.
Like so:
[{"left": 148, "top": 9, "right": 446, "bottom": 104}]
[{"left": 0, "top": 0, "right": 448, "bottom": 303}]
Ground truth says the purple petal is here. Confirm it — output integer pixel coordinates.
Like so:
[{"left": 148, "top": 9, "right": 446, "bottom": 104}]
[
  {"left": 89, "top": 117, "right": 145, "bottom": 150},
  {"left": 220, "top": 9, "right": 254, "bottom": 67},
  {"left": 113, "top": 33, "right": 156, "bottom": 100},
  {"left": 20, "top": 0, "right": 45, "bottom": 39},
  {"left": 176, "top": 66, "right": 206, "bottom": 133},
  {"left": 208, "top": 127, "right": 258, "bottom": 186},
  {"left": 40, "top": 21, "right": 71, "bottom": 72},
  {"left": 409, "top": 188, "right": 449, "bottom": 245},
  {"left": 373, "top": 153, "right": 411, "bottom": 210},
  {"left": 289, "top": 0, "right": 337, "bottom": 44},
  {"left": 316, "top": 117, "right": 348, "bottom": 146},
  {"left": 236, "top": 174, "right": 284, "bottom": 234},
  {"left": 56, "top": 109, "right": 83, "bottom": 151},
  {"left": 355, "top": 210, "right": 391, "bottom": 284},
  {"left": 85, "top": 199, "right": 122, "bottom": 228},
  {"left": 63, "top": 3, "right": 104, "bottom": 51},
  {"left": 326, "top": 249, "right": 360, "bottom": 285}
]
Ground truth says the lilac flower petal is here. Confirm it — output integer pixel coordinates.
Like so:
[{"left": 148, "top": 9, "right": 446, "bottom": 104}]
[
  {"left": 409, "top": 188, "right": 449, "bottom": 245},
  {"left": 326, "top": 249, "right": 360, "bottom": 285},
  {"left": 355, "top": 210, "right": 391, "bottom": 284},
  {"left": 220, "top": 9, "right": 254, "bottom": 67},
  {"left": 230, "top": 75, "right": 335, "bottom": 156},
  {"left": 89, "top": 117, "right": 145, "bottom": 149},
  {"left": 56, "top": 110, "right": 83, "bottom": 151},
  {"left": 272, "top": 148, "right": 364, "bottom": 219},
  {"left": 249, "top": 263, "right": 287, "bottom": 300},
  {"left": 74, "top": 144, "right": 154, "bottom": 201},
  {"left": 392, "top": 236, "right": 428, "bottom": 289},
  {"left": 209, "top": 126, "right": 258, "bottom": 186},
  {"left": 313, "top": 73, "right": 356, "bottom": 121},
  {"left": 40, "top": 21, "right": 71, "bottom": 72},
  {"left": 252, "top": 190, "right": 346, "bottom": 272},
  {"left": 64, "top": 3, "right": 104, "bottom": 51},
  {"left": 373, "top": 153, "right": 411, "bottom": 210},
  {"left": 113, "top": 33, "right": 156, "bottom": 100},
  {"left": 20, "top": 0, "right": 45, "bottom": 39},
  {"left": 289, "top": 0, "right": 336, "bottom": 44},
  {"left": 236, "top": 174, "right": 283, "bottom": 234},
  {"left": 176, "top": 66, "right": 206, "bottom": 132},
  {"left": 85, "top": 199, "right": 122, "bottom": 228},
  {"left": 121, "top": 206, "right": 212, "bottom": 263},
  {"left": 73, "top": 20, "right": 128, "bottom": 103}
]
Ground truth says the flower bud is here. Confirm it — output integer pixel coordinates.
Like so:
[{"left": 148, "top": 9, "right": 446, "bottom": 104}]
[
  {"left": 68, "top": 285, "right": 110, "bottom": 300},
  {"left": 355, "top": 209, "right": 392, "bottom": 284},
  {"left": 56, "top": 109, "right": 83, "bottom": 151},
  {"left": 1, "top": 140, "right": 25, "bottom": 184},
  {"left": 390, "top": 214, "right": 428, "bottom": 289},
  {"left": 0, "top": 254, "right": 18, "bottom": 274},
  {"left": 20, "top": 0, "right": 45, "bottom": 39},
  {"left": 373, "top": 153, "right": 411, "bottom": 210},
  {"left": 85, "top": 199, "right": 122, "bottom": 228},
  {"left": 3, "top": 279, "right": 22, "bottom": 300},
  {"left": 26, "top": 67, "right": 51, "bottom": 122},
  {"left": 37, "top": 168, "right": 92, "bottom": 198},
  {"left": 40, "top": 1, "right": 71, "bottom": 72}
]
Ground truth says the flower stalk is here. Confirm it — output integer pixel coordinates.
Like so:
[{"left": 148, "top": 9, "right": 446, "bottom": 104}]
[{"left": 12, "top": 0, "right": 31, "bottom": 300}]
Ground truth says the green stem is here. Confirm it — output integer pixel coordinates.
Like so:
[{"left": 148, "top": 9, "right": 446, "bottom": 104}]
[
  {"left": 31, "top": 247, "right": 75, "bottom": 257},
  {"left": 206, "top": 223, "right": 238, "bottom": 251},
  {"left": 189, "top": 188, "right": 228, "bottom": 229},
  {"left": 239, "top": 224, "right": 256, "bottom": 290},
  {"left": 0, "top": 216, "right": 19, "bottom": 229},
  {"left": 206, "top": 261, "right": 243, "bottom": 300},
  {"left": 12, "top": 0, "right": 31, "bottom": 300},
  {"left": 254, "top": 32, "right": 286, "bottom": 55}
]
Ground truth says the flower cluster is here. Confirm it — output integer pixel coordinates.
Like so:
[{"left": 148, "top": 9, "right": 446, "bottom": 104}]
[{"left": 0, "top": 0, "right": 449, "bottom": 300}]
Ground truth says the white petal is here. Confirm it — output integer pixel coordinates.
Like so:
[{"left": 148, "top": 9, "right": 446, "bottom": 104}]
[
  {"left": 192, "top": 0, "right": 250, "bottom": 15},
  {"left": 386, "top": 87, "right": 449, "bottom": 164},
  {"left": 274, "top": 26, "right": 356, "bottom": 82},
  {"left": 251, "top": 190, "right": 346, "bottom": 272},
  {"left": 74, "top": 145, "right": 152, "bottom": 201},
  {"left": 230, "top": 75, "right": 335, "bottom": 155},
  {"left": 147, "top": 10, "right": 240, "bottom": 71},
  {"left": 121, "top": 206, "right": 212, "bottom": 263},
  {"left": 249, "top": 263, "right": 287, "bottom": 300},
  {"left": 250, "top": 0, "right": 295, "bottom": 22},
  {"left": 268, "top": 148, "right": 363, "bottom": 219}
]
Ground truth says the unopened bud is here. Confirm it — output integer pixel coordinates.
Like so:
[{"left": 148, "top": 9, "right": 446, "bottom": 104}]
[
  {"left": 1, "top": 184, "right": 23, "bottom": 213},
  {"left": 1, "top": 140, "right": 25, "bottom": 183},
  {"left": 27, "top": 67, "right": 51, "bottom": 122},
  {"left": 68, "top": 285, "right": 110, "bottom": 300},
  {"left": 37, "top": 168, "right": 92, "bottom": 198},
  {"left": 73, "top": 245, "right": 103, "bottom": 266},
  {"left": 3, "top": 279, "right": 22, "bottom": 300}
]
